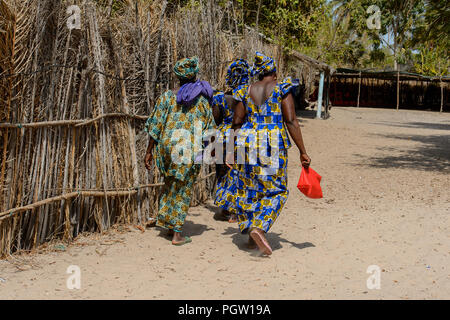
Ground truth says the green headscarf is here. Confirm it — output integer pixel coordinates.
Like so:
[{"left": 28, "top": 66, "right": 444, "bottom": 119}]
[{"left": 173, "top": 56, "right": 200, "bottom": 80}]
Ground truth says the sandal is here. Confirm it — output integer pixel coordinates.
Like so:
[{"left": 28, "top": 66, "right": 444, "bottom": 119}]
[{"left": 172, "top": 236, "right": 192, "bottom": 246}]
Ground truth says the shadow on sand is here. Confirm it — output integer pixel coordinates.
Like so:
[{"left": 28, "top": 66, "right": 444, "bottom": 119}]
[
  {"left": 204, "top": 203, "right": 231, "bottom": 222},
  {"left": 156, "top": 220, "right": 214, "bottom": 240},
  {"left": 372, "top": 121, "right": 450, "bottom": 131},
  {"left": 295, "top": 109, "right": 317, "bottom": 120},
  {"left": 353, "top": 132, "right": 450, "bottom": 172},
  {"left": 222, "top": 226, "right": 315, "bottom": 254}
]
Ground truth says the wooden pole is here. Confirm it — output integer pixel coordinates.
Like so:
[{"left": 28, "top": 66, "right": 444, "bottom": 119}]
[
  {"left": 150, "top": 0, "right": 168, "bottom": 106},
  {"left": 357, "top": 71, "right": 362, "bottom": 108},
  {"left": 440, "top": 77, "right": 444, "bottom": 113},
  {"left": 316, "top": 71, "right": 325, "bottom": 119},
  {"left": 397, "top": 70, "right": 400, "bottom": 110},
  {"left": 325, "top": 73, "right": 330, "bottom": 118}
]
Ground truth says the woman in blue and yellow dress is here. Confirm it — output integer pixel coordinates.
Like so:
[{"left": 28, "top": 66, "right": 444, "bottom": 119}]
[
  {"left": 144, "top": 57, "right": 215, "bottom": 246},
  {"left": 228, "top": 52, "right": 311, "bottom": 255},
  {"left": 212, "top": 59, "right": 250, "bottom": 223}
]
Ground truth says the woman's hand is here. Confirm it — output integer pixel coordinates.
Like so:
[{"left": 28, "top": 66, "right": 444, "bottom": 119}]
[
  {"left": 300, "top": 153, "right": 311, "bottom": 168},
  {"left": 225, "top": 152, "right": 234, "bottom": 169},
  {"left": 145, "top": 138, "right": 156, "bottom": 170},
  {"left": 144, "top": 151, "right": 153, "bottom": 170}
]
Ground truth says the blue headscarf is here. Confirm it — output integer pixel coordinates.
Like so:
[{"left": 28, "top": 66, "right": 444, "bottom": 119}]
[
  {"left": 250, "top": 51, "right": 276, "bottom": 77},
  {"left": 225, "top": 59, "right": 250, "bottom": 89}
]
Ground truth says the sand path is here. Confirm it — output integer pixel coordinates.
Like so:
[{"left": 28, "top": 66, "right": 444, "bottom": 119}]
[{"left": 1, "top": 107, "right": 449, "bottom": 299}]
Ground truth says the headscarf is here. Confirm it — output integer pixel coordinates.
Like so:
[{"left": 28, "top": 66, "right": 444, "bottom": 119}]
[
  {"left": 250, "top": 51, "right": 276, "bottom": 77},
  {"left": 173, "top": 56, "right": 200, "bottom": 80},
  {"left": 176, "top": 80, "right": 213, "bottom": 107},
  {"left": 225, "top": 59, "right": 250, "bottom": 89},
  {"left": 173, "top": 56, "right": 213, "bottom": 106}
]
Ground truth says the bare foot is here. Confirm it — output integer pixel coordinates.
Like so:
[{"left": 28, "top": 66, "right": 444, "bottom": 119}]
[
  {"left": 228, "top": 213, "right": 237, "bottom": 223},
  {"left": 249, "top": 228, "right": 272, "bottom": 255},
  {"left": 171, "top": 231, "right": 191, "bottom": 245}
]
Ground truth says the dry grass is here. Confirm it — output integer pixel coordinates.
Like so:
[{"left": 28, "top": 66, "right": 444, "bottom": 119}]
[{"left": 0, "top": 0, "right": 306, "bottom": 257}]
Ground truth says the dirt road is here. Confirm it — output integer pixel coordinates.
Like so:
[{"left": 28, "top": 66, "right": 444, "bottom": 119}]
[{"left": 1, "top": 107, "right": 449, "bottom": 299}]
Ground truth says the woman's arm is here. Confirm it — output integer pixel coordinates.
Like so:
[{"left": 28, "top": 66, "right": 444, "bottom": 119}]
[
  {"left": 231, "top": 101, "right": 246, "bottom": 130},
  {"left": 281, "top": 93, "right": 311, "bottom": 168},
  {"left": 225, "top": 101, "right": 247, "bottom": 168},
  {"left": 144, "top": 137, "right": 156, "bottom": 170},
  {"left": 212, "top": 103, "right": 223, "bottom": 126}
]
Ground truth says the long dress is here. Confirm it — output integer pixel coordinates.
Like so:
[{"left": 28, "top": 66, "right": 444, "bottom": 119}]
[
  {"left": 212, "top": 91, "right": 238, "bottom": 214},
  {"left": 145, "top": 90, "right": 215, "bottom": 232},
  {"left": 232, "top": 78, "right": 296, "bottom": 233}
]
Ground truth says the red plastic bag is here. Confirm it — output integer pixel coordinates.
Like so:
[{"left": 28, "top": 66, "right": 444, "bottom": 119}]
[{"left": 297, "top": 167, "right": 323, "bottom": 199}]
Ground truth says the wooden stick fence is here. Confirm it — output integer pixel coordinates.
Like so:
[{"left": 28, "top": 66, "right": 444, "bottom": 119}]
[
  {"left": 0, "top": 172, "right": 215, "bottom": 222},
  {"left": 0, "top": 113, "right": 148, "bottom": 129},
  {"left": 0, "top": 0, "right": 294, "bottom": 257}
]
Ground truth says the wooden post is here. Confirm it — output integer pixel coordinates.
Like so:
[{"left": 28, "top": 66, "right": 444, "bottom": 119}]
[
  {"left": 357, "top": 71, "right": 362, "bottom": 108},
  {"left": 150, "top": 0, "right": 168, "bottom": 107},
  {"left": 316, "top": 71, "right": 325, "bottom": 119},
  {"left": 325, "top": 72, "right": 331, "bottom": 118},
  {"left": 396, "top": 70, "right": 400, "bottom": 110},
  {"left": 440, "top": 77, "right": 444, "bottom": 113}
]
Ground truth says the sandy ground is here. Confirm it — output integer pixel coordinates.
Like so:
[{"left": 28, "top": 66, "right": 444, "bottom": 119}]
[{"left": 0, "top": 107, "right": 449, "bottom": 300}]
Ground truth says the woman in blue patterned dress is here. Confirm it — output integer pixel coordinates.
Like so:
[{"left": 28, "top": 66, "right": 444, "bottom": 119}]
[
  {"left": 144, "top": 57, "right": 215, "bottom": 246},
  {"left": 212, "top": 59, "right": 250, "bottom": 223},
  {"left": 228, "top": 52, "right": 311, "bottom": 255}
]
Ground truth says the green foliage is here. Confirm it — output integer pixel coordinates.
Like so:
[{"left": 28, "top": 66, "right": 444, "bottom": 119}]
[
  {"left": 237, "top": 0, "right": 327, "bottom": 49},
  {"left": 93, "top": 0, "right": 448, "bottom": 75},
  {"left": 413, "top": 44, "right": 449, "bottom": 77}
]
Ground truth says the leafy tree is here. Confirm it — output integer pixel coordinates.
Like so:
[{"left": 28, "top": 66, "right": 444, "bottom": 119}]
[{"left": 236, "top": 0, "right": 327, "bottom": 49}]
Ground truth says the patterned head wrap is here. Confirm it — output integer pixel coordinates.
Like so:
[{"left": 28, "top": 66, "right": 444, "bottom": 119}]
[
  {"left": 250, "top": 51, "right": 276, "bottom": 77},
  {"left": 225, "top": 59, "right": 250, "bottom": 89},
  {"left": 173, "top": 56, "right": 200, "bottom": 80}
]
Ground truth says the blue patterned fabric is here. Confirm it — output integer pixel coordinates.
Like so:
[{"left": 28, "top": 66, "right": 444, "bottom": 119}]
[
  {"left": 226, "top": 59, "right": 250, "bottom": 89},
  {"left": 231, "top": 77, "right": 298, "bottom": 233},
  {"left": 212, "top": 90, "right": 238, "bottom": 214},
  {"left": 250, "top": 51, "right": 276, "bottom": 77}
]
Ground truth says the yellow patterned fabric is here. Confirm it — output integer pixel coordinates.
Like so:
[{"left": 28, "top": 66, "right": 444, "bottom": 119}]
[
  {"left": 250, "top": 51, "right": 276, "bottom": 77},
  {"left": 231, "top": 78, "right": 297, "bottom": 233},
  {"left": 145, "top": 90, "right": 215, "bottom": 181},
  {"left": 212, "top": 87, "right": 242, "bottom": 215},
  {"left": 145, "top": 90, "right": 215, "bottom": 232},
  {"left": 156, "top": 174, "right": 198, "bottom": 233}
]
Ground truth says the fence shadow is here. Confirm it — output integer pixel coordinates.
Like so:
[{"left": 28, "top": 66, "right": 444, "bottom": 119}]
[
  {"left": 296, "top": 109, "right": 317, "bottom": 119},
  {"left": 222, "top": 227, "right": 314, "bottom": 254},
  {"left": 353, "top": 133, "right": 450, "bottom": 172},
  {"left": 372, "top": 121, "right": 450, "bottom": 131}
]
